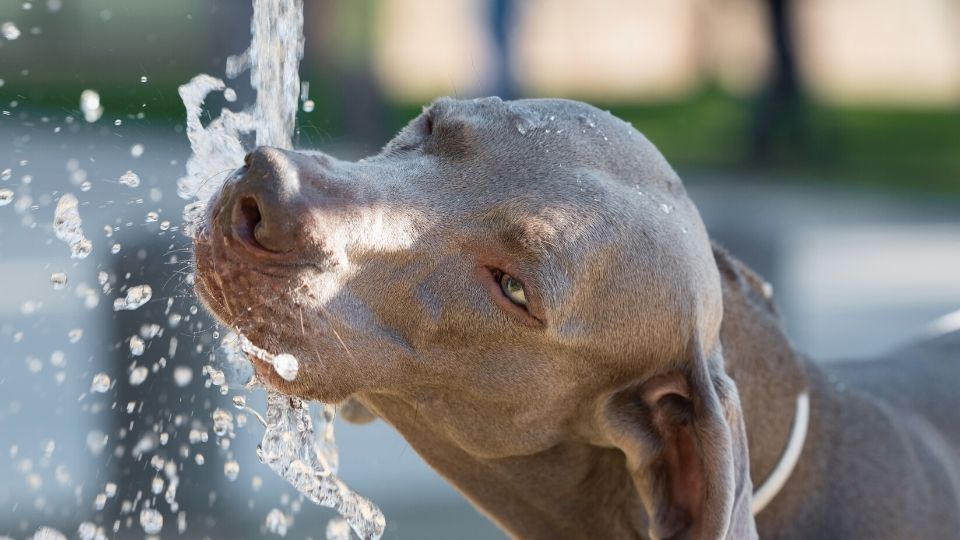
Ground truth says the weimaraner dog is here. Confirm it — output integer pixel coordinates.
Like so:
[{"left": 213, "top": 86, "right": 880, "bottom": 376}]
[{"left": 193, "top": 97, "right": 960, "bottom": 539}]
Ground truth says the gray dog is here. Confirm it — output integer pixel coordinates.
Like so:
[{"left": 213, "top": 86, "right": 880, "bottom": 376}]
[{"left": 193, "top": 97, "right": 960, "bottom": 539}]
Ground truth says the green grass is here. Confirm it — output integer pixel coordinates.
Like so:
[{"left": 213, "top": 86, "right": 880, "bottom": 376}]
[{"left": 603, "top": 91, "right": 960, "bottom": 194}]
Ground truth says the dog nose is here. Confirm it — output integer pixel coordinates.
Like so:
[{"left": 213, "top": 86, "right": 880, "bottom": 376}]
[{"left": 229, "top": 147, "right": 301, "bottom": 254}]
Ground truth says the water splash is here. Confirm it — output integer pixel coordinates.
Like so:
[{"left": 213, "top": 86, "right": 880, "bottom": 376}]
[
  {"left": 178, "top": 0, "right": 384, "bottom": 537},
  {"left": 258, "top": 392, "right": 385, "bottom": 540},
  {"left": 177, "top": 0, "right": 304, "bottom": 232}
]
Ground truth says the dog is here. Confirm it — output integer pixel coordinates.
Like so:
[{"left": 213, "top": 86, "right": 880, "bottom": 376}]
[{"left": 193, "top": 96, "right": 960, "bottom": 539}]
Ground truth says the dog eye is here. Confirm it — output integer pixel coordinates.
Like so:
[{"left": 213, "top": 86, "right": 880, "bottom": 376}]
[{"left": 498, "top": 273, "right": 528, "bottom": 307}]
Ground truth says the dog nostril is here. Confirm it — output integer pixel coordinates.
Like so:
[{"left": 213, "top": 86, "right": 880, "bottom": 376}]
[{"left": 238, "top": 196, "right": 262, "bottom": 241}]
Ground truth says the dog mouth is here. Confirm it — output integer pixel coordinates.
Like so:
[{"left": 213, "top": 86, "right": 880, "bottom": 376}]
[
  {"left": 193, "top": 233, "right": 375, "bottom": 403},
  {"left": 192, "top": 221, "right": 304, "bottom": 333}
]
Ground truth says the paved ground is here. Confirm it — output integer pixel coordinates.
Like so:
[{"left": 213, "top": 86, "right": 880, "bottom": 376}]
[{"left": 1, "top": 121, "right": 958, "bottom": 538}]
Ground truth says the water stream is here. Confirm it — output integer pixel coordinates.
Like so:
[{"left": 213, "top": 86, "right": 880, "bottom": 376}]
[{"left": 177, "top": 1, "right": 386, "bottom": 538}]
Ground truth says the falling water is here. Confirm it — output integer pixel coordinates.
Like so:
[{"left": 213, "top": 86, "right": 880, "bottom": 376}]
[
  {"left": 178, "top": 1, "right": 385, "bottom": 538},
  {"left": 53, "top": 193, "right": 92, "bottom": 259}
]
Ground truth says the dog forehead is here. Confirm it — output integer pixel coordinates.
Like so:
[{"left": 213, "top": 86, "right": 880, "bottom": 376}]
[{"left": 430, "top": 97, "right": 679, "bottom": 186}]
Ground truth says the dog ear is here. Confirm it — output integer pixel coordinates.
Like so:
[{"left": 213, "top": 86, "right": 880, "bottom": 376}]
[{"left": 599, "top": 344, "right": 756, "bottom": 539}]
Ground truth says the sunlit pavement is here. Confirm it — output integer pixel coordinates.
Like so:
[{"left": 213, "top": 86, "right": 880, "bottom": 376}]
[{"left": 1, "top": 123, "right": 957, "bottom": 538}]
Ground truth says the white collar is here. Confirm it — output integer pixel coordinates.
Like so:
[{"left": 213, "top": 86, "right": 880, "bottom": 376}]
[{"left": 751, "top": 391, "right": 810, "bottom": 515}]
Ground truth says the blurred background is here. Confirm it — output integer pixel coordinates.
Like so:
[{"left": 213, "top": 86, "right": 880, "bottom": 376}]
[{"left": 0, "top": 0, "right": 958, "bottom": 538}]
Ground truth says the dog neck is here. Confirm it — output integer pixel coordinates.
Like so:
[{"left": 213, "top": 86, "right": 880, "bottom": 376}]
[
  {"left": 364, "top": 392, "right": 647, "bottom": 539},
  {"left": 712, "top": 246, "right": 810, "bottom": 501}
]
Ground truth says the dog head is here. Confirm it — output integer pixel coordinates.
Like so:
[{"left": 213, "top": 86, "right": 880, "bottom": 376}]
[{"left": 194, "top": 97, "right": 754, "bottom": 538}]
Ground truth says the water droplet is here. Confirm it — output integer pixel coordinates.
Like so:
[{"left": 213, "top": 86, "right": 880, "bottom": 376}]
[
  {"left": 150, "top": 476, "right": 164, "bottom": 494},
  {"left": 265, "top": 509, "right": 288, "bottom": 536},
  {"left": 223, "top": 88, "right": 237, "bottom": 102},
  {"left": 659, "top": 203, "right": 673, "bottom": 214},
  {"left": 194, "top": 453, "right": 205, "bottom": 466},
  {"left": 188, "top": 428, "right": 208, "bottom": 444},
  {"left": 303, "top": 99, "right": 315, "bottom": 113},
  {"left": 1, "top": 168, "right": 11, "bottom": 180},
  {"left": 68, "top": 328, "right": 83, "bottom": 343},
  {"left": 90, "top": 373, "right": 111, "bottom": 393},
  {"left": 140, "top": 323, "right": 161, "bottom": 339},
  {"left": 762, "top": 282, "right": 774, "bottom": 299},
  {"left": 232, "top": 395, "right": 246, "bottom": 409},
  {"left": 173, "top": 366, "right": 193, "bottom": 387},
  {"left": 26, "top": 356, "right": 42, "bottom": 373},
  {"left": 77, "top": 522, "right": 106, "bottom": 540},
  {"left": 2, "top": 22, "right": 21, "bottom": 41},
  {"left": 140, "top": 75, "right": 148, "bottom": 83},
  {"left": 86, "top": 430, "right": 107, "bottom": 456},
  {"left": 79, "top": 90, "right": 102, "bottom": 123},
  {"left": 118, "top": 170, "right": 140, "bottom": 187},
  {"left": 272, "top": 353, "right": 299, "bottom": 381},
  {"left": 53, "top": 194, "right": 92, "bottom": 259},
  {"left": 129, "top": 336, "right": 146, "bottom": 356},
  {"left": 212, "top": 408, "right": 234, "bottom": 437},
  {"left": 139, "top": 507, "right": 163, "bottom": 535},
  {"left": 113, "top": 284, "right": 152, "bottom": 311},
  {"left": 130, "top": 144, "right": 144, "bottom": 158},
  {"left": 145, "top": 211, "right": 158, "bottom": 222},
  {"left": 224, "top": 459, "right": 240, "bottom": 481},
  {"left": 0, "top": 188, "right": 13, "bottom": 206},
  {"left": 104, "top": 482, "right": 117, "bottom": 497},
  {"left": 113, "top": 119, "right": 122, "bottom": 126},
  {"left": 50, "top": 350, "right": 65, "bottom": 367},
  {"left": 31, "top": 527, "right": 66, "bottom": 540},
  {"left": 49, "top": 272, "right": 67, "bottom": 290},
  {"left": 326, "top": 518, "right": 351, "bottom": 540},
  {"left": 129, "top": 365, "right": 148, "bottom": 385}
]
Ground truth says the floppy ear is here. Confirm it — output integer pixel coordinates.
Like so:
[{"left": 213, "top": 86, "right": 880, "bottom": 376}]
[{"left": 600, "top": 344, "right": 756, "bottom": 540}]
